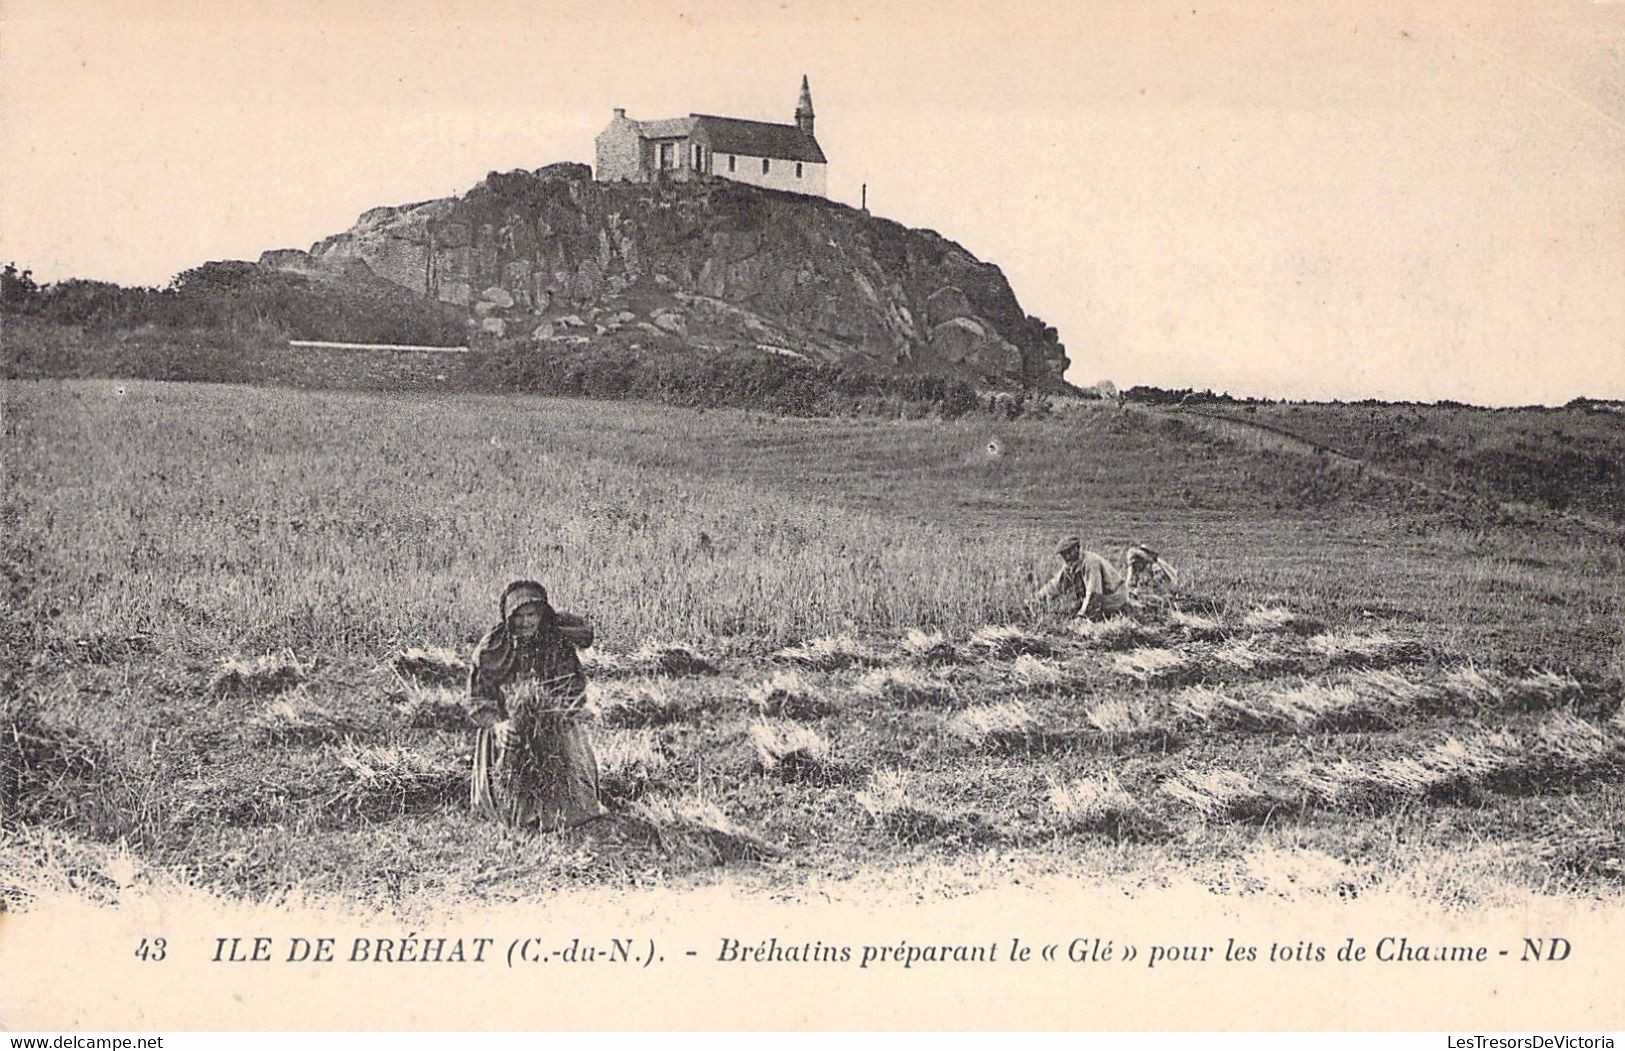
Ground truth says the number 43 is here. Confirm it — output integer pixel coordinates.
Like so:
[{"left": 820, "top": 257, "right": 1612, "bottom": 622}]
[{"left": 134, "top": 937, "right": 167, "bottom": 962}]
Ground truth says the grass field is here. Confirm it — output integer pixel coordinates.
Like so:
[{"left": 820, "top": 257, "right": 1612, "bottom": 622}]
[{"left": 3, "top": 379, "right": 1622, "bottom": 910}]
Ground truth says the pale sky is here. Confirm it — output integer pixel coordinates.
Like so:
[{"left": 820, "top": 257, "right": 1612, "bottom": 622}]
[{"left": 3, "top": 0, "right": 1621, "bottom": 404}]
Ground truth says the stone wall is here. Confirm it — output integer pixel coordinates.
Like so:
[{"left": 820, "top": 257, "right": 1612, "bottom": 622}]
[
  {"left": 264, "top": 345, "right": 483, "bottom": 391},
  {"left": 5, "top": 329, "right": 491, "bottom": 394}
]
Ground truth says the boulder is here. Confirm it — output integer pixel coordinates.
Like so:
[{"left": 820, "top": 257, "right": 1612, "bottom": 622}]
[
  {"left": 433, "top": 222, "right": 470, "bottom": 248},
  {"left": 571, "top": 259, "right": 605, "bottom": 298},
  {"left": 502, "top": 260, "right": 532, "bottom": 288},
  {"left": 925, "top": 285, "right": 974, "bottom": 326},
  {"left": 481, "top": 286, "right": 515, "bottom": 309},
  {"left": 965, "top": 336, "right": 1023, "bottom": 379},
  {"left": 927, "top": 316, "right": 989, "bottom": 363},
  {"left": 535, "top": 161, "right": 591, "bottom": 181},
  {"left": 258, "top": 248, "right": 314, "bottom": 272},
  {"left": 438, "top": 280, "right": 472, "bottom": 307},
  {"left": 480, "top": 317, "right": 507, "bottom": 337}
]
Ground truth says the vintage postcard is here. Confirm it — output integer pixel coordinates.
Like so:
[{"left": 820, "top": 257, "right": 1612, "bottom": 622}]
[{"left": 2, "top": 0, "right": 1622, "bottom": 1033}]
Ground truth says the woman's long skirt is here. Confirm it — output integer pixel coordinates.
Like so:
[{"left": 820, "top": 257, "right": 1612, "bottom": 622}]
[{"left": 472, "top": 716, "right": 604, "bottom": 830}]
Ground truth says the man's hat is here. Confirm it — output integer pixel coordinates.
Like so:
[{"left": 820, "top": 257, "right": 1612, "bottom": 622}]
[{"left": 1056, "top": 536, "right": 1082, "bottom": 556}]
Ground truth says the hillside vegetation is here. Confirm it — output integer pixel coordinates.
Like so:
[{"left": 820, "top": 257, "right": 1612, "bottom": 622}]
[
  {"left": 4, "top": 380, "right": 1621, "bottom": 909},
  {"left": 1, "top": 260, "right": 466, "bottom": 347},
  {"left": 1197, "top": 402, "right": 1625, "bottom": 528},
  {"left": 3, "top": 316, "right": 1028, "bottom": 420}
]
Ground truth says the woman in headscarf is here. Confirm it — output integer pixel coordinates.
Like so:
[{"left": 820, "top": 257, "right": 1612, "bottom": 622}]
[
  {"left": 467, "top": 579, "right": 606, "bottom": 831},
  {"left": 1123, "top": 544, "right": 1178, "bottom": 592}
]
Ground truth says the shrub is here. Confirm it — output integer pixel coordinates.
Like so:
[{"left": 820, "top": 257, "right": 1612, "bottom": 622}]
[
  {"left": 772, "top": 633, "right": 877, "bottom": 671},
  {"left": 326, "top": 741, "right": 464, "bottom": 818},
  {"left": 2, "top": 695, "right": 105, "bottom": 827},
  {"left": 391, "top": 683, "right": 471, "bottom": 731},
  {"left": 586, "top": 680, "right": 687, "bottom": 728},
  {"left": 854, "top": 770, "right": 980, "bottom": 844},
  {"left": 210, "top": 650, "right": 308, "bottom": 696},
  {"left": 898, "top": 629, "right": 958, "bottom": 664},
  {"left": 1111, "top": 647, "right": 1191, "bottom": 684},
  {"left": 748, "top": 670, "right": 839, "bottom": 720},
  {"left": 597, "top": 729, "right": 668, "bottom": 801},
  {"left": 1072, "top": 616, "right": 1162, "bottom": 651},
  {"left": 947, "top": 701, "right": 1044, "bottom": 750},
  {"left": 388, "top": 646, "right": 469, "bottom": 688},
  {"left": 249, "top": 690, "right": 352, "bottom": 744},
  {"left": 854, "top": 666, "right": 955, "bottom": 707},
  {"left": 965, "top": 625, "right": 1056, "bottom": 660},
  {"left": 1047, "top": 773, "right": 1146, "bottom": 834},
  {"left": 749, "top": 720, "right": 833, "bottom": 779},
  {"left": 1163, "top": 770, "right": 1293, "bottom": 822},
  {"left": 632, "top": 797, "right": 777, "bottom": 865},
  {"left": 1007, "top": 654, "right": 1071, "bottom": 690},
  {"left": 1241, "top": 606, "right": 1321, "bottom": 635}
]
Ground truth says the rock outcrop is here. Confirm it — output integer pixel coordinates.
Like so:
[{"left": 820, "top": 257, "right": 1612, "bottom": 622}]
[{"left": 260, "top": 163, "right": 1070, "bottom": 390}]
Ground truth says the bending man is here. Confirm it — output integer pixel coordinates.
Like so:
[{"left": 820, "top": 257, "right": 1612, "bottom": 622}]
[{"left": 1032, "top": 536, "right": 1131, "bottom": 620}]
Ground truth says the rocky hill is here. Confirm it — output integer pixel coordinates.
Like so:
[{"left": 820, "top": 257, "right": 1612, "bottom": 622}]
[{"left": 259, "top": 163, "right": 1071, "bottom": 391}]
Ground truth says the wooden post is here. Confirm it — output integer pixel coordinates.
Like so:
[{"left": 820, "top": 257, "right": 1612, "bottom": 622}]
[
  {"left": 861, "top": 183, "right": 868, "bottom": 212},
  {"left": 426, "top": 219, "right": 436, "bottom": 297}
]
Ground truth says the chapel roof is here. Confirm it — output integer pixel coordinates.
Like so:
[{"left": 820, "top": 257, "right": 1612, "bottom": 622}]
[
  {"left": 635, "top": 117, "right": 697, "bottom": 139},
  {"left": 689, "top": 114, "right": 827, "bottom": 164}
]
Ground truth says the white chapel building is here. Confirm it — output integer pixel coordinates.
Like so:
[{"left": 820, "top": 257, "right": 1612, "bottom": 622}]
[{"left": 594, "top": 76, "right": 827, "bottom": 197}]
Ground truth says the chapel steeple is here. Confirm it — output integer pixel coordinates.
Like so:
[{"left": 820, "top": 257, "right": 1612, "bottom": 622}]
[{"left": 795, "top": 75, "right": 815, "bottom": 136}]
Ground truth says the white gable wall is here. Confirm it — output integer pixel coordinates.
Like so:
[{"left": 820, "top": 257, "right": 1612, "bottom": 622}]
[{"left": 712, "top": 151, "right": 826, "bottom": 197}]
